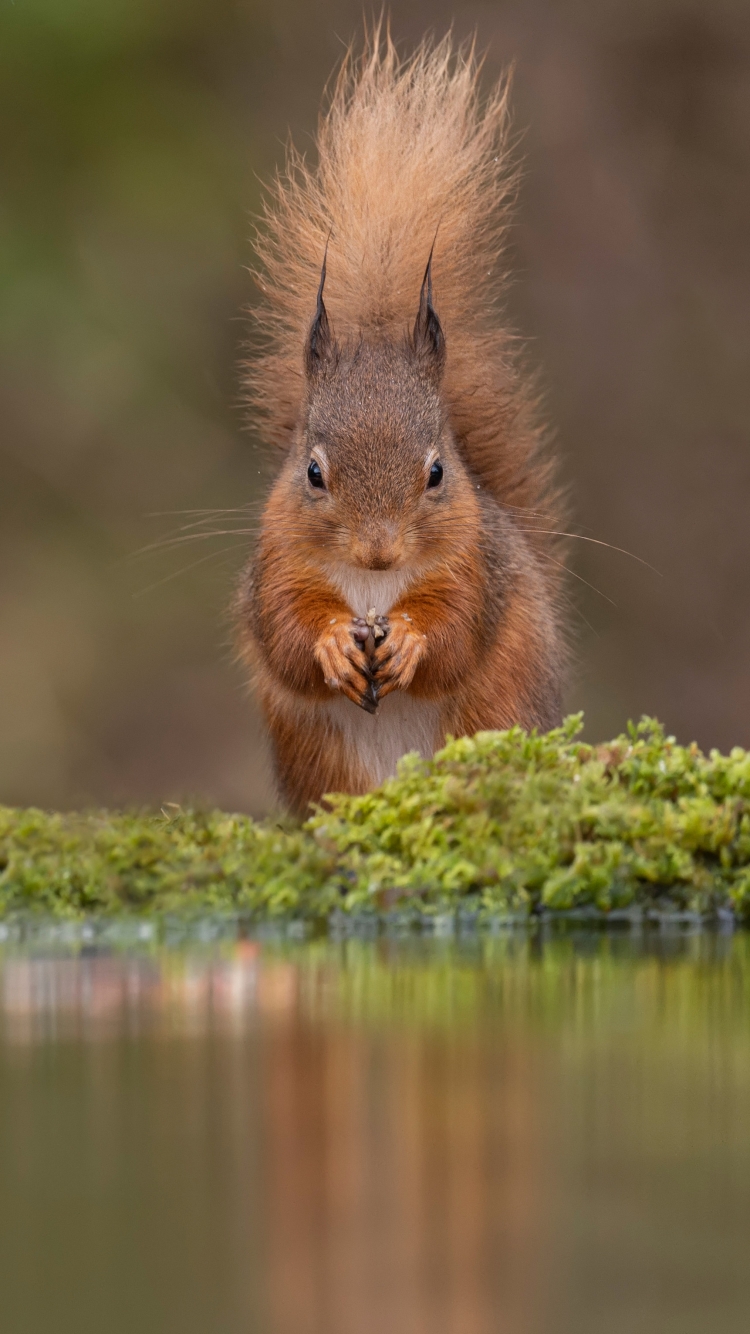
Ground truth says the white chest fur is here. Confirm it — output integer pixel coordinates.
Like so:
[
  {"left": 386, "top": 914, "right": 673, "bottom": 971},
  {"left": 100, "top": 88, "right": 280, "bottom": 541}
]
[
  {"left": 322, "top": 564, "right": 437, "bottom": 785},
  {"left": 325, "top": 565, "right": 414, "bottom": 618},
  {"left": 324, "top": 692, "right": 441, "bottom": 788}
]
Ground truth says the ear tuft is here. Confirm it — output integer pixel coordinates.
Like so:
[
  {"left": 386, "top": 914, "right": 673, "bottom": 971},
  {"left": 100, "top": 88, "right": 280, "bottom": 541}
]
[
  {"left": 412, "top": 243, "right": 445, "bottom": 383},
  {"left": 305, "top": 238, "right": 337, "bottom": 378}
]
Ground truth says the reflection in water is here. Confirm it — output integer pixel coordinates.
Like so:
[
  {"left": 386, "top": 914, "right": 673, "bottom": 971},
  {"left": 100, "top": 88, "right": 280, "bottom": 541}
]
[{"left": 1, "top": 929, "right": 749, "bottom": 1333}]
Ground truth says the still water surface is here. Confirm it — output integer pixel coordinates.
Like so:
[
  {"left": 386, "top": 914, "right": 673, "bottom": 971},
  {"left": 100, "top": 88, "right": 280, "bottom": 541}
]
[{"left": 1, "top": 925, "right": 749, "bottom": 1333}]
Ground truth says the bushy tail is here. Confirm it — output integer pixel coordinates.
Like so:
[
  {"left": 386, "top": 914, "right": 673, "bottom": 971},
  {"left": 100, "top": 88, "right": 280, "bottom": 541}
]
[{"left": 247, "top": 27, "right": 557, "bottom": 517}]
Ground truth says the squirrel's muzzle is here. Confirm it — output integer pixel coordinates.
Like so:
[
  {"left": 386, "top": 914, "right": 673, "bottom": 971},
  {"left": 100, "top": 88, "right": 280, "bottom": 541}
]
[{"left": 350, "top": 525, "right": 400, "bottom": 570}]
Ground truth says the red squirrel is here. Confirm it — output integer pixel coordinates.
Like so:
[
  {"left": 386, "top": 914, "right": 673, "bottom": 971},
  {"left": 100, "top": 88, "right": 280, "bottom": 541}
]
[{"left": 236, "top": 32, "right": 566, "bottom": 813}]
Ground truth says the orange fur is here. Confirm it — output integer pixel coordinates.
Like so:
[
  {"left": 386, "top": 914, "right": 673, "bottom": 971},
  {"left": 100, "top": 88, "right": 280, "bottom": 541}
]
[{"left": 237, "top": 29, "right": 567, "bottom": 813}]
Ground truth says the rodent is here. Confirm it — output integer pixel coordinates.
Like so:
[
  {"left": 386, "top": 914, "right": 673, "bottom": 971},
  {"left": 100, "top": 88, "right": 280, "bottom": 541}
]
[{"left": 236, "top": 30, "right": 566, "bottom": 814}]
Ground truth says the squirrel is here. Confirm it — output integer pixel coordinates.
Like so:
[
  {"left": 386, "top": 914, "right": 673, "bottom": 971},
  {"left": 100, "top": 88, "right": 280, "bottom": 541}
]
[{"left": 236, "top": 30, "right": 566, "bottom": 814}]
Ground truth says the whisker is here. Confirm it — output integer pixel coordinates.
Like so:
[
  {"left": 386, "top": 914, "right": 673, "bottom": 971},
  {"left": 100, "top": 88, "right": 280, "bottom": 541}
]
[
  {"left": 153, "top": 518, "right": 250, "bottom": 538},
  {"left": 126, "top": 530, "right": 255, "bottom": 561},
  {"left": 144, "top": 508, "right": 261, "bottom": 536},
  {"left": 140, "top": 506, "right": 263, "bottom": 541},
  {"left": 518, "top": 529, "right": 661, "bottom": 575},
  {"left": 569, "top": 604, "right": 600, "bottom": 638},
  {"left": 133, "top": 545, "right": 248, "bottom": 598},
  {"left": 501, "top": 504, "right": 556, "bottom": 518},
  {"left": 145, "top": 508, "right": 253, "bottom": 518},
  {"left": 537, "top": 551, "right": 617, "bottom": 607}
]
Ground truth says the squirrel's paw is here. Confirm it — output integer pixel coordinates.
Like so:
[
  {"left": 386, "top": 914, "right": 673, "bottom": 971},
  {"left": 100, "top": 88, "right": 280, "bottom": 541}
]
[
  {"left": 314, "top": 622, "right": 378, "bottom": 714},
  {"left": 371, "top": 618, "right": 427, "bottom": 698}
]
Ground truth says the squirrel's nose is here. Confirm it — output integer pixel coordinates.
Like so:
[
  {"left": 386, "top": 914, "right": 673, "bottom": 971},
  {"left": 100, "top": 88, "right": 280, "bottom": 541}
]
[
  {"left": 354, "top": 544, "right": 395, "bottom": 570},
  {"left": 351, "top": 526, "right": 399, "bottom": 570}
]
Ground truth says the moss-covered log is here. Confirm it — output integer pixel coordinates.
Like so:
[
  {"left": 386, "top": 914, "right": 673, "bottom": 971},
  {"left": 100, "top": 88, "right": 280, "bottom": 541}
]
[{"left": 3, "top": 717, "right": 750, "bottom": 922}]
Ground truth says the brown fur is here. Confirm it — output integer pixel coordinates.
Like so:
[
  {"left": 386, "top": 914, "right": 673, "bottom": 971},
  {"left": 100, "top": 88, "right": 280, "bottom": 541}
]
[{"left": 236, "top": 29, "right": 567, "bottom": 814}]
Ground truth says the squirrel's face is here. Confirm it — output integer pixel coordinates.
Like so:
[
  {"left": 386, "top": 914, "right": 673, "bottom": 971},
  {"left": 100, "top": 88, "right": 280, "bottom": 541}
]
[{"left": 295, "top": 341, "right": 473, "bottom": 571}]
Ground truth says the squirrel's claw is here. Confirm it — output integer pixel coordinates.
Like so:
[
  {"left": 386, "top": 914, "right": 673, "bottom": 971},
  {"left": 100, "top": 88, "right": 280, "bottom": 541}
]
[
  {"left": 362, "top": 679, "right": 379, "bottom": 713},
  {"left": 335, "top": 674, "right": 378, "bottom": 713},
  {"left": 360, "top": 684, "right": 379, "bottom": 715}
]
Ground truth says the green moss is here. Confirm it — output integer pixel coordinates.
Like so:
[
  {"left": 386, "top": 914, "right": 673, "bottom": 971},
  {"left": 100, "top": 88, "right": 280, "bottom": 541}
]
[{"left": 3, "top": 716, "right": 750, "bottom": 922}]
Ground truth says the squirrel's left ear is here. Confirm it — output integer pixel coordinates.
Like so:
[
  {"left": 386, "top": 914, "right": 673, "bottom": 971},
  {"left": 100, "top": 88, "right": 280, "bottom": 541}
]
[
  {"left": 305, "top": 241, "right": 337, "bottom": 379},
  {"left": 412, "top": 246, "right": 445, "bottom": 383}
]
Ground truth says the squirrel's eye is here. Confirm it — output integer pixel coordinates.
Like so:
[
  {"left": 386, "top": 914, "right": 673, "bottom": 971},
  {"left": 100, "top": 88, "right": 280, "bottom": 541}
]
[
  {"left": 307, "top": 459, "right": 325, "bottom": 489},
  {"left": 427, "top": 460, "right": 443, "bottom": 489}
]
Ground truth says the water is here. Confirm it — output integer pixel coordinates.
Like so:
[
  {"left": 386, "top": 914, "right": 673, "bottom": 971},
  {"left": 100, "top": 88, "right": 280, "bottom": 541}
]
[{"left": 1, "top": 924, "right": 749, "bottom": 1333}]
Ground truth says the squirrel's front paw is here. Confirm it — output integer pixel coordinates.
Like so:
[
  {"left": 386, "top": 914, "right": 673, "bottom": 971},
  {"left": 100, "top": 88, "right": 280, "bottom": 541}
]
[
  {"left": 371, "top": 617, "right": 427, "bottom": 698},
  {"left": 314, "top": 621, "right": 378, "bottom": 714}
]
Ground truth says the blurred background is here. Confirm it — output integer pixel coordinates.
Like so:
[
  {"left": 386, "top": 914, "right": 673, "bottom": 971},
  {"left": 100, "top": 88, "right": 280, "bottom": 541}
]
[{"left": 1, "top": 0, "right": 748, "bottom": 814}]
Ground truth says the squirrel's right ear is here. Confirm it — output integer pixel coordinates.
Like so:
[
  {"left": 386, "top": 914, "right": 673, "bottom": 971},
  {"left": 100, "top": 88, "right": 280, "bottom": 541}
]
[
  {"left": 412, "top": 246, "right": 446, "bottom": 384},
  {"left": 305, "top": 243, "right": 336, "bottom": 379}
]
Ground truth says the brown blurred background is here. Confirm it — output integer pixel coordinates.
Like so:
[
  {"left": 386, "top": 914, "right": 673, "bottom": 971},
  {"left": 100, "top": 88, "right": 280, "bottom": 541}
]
[{"left": 1, "top": 0, "right": 748, "bottom": 814}]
